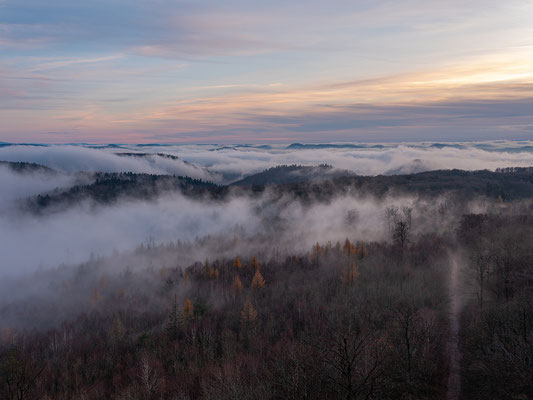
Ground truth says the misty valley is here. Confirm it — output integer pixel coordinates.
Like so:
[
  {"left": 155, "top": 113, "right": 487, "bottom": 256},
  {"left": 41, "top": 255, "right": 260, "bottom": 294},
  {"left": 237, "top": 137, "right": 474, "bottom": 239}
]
[{"left": 1, "top": 144, "right": 533, "bottom": 399}]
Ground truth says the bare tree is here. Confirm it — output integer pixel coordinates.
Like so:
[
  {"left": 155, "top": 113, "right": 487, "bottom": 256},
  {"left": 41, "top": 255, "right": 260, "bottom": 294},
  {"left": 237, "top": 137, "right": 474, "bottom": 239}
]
[
  {"left": 386, "top": 206, "right": 413, "bottom": 247},
  {"left": 469, "top": 247, "right": 491, "bottom": 310},
  {"left": 310, "top": 321, "right": 386, "bottom": 400},
  {"left": 137, "top": 355, "right": 159, "bottom": 400},
  {"left": 0, "top": 346, "right": 44, "bottom": 400}
]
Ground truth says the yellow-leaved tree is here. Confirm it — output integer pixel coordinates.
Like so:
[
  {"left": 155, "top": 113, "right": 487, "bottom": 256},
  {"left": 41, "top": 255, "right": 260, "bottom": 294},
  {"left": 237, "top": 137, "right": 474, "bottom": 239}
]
[
  {"left": 233, "top": 256, "right": 243, "bottom": 269},
  {"left": 182, "top": 298, "right": 194, "bottom": 321}
]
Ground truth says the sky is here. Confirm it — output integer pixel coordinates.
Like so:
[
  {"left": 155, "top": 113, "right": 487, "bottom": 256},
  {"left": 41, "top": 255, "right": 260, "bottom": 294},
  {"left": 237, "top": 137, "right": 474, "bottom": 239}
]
[{"left": 1, "top": 0, "right": 533, "bottom": 143}]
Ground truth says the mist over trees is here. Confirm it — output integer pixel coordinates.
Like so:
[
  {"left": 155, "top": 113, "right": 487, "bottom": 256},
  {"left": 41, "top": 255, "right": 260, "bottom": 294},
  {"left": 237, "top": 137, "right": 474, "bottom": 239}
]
[{"left": 1, "top": 147, "right": 533, "bottom": 399}]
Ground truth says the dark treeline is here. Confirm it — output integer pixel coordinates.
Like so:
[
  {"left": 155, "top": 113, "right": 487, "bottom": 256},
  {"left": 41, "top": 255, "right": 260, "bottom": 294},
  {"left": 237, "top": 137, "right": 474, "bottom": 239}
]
[
  {"left": 25, "top": 173, "right": 224, "bottom": 214},
  {"left": 17, "top": 165, "right": 533, "bottom": 213},
  {"left": 0, "top": 161, "right": 56, "bottom": 175},
  {"left": 230, "top": 164, "right": 354, "bottom": 186}
]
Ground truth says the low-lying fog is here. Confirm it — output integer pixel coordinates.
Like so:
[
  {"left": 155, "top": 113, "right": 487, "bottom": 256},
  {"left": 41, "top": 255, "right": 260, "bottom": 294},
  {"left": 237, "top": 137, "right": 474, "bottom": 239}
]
[
  {"left": 0, "top": 141, "right": 531, "bottom": 277},
  {"left": 2, "top": 141, "right": 533, "bottom": 182}
]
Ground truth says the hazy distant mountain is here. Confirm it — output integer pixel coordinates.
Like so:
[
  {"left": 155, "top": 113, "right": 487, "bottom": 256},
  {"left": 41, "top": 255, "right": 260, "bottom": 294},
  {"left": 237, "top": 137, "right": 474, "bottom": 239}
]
[
  {"left": 115, "top": 152, "right": 222, "bottom": 182},
  {"left": 0, "top": 160, "right": 57, "bottom": 174},
  {"left": 286, "top": 143, "right": 384, "bottom": 150},
  {"left": 384, "top": 159, "right": 429, "bottom": 175},
  {"left": 116, "top": 152, "right": 183, "bottom": 162},
  {"left": 25, "top": 173, "right": 225, "bottom": 213},
  {"left": 14, "top": 164, "right": 533, "bottom": 213},
  {"left": 231, "top": 164, "right": 356, "bottom": 186}
]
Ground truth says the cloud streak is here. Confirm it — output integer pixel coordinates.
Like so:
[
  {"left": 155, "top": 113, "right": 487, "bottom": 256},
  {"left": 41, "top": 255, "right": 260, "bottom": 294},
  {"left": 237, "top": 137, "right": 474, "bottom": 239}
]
[{"left": 1, "top": 0, "right": 533, "bottom": 142}]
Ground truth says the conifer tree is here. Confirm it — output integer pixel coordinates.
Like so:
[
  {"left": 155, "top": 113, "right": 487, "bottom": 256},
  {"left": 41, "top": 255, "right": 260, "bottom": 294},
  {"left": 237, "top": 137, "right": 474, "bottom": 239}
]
[
  {"left": 202, "top": 259, "right": 210, "bottom": 278},
  {"left": 240, "top": 298, "right": 257, "bottom": 326},
  {"left": 233, "top": 256, "right": 243, "bottom": 269},
  {"left": 250, "top": 268, "right": 266, "bottom": 289},
  {"left": 343, "top": 239, "right": 356, "bottom": 255},
  {"left": 182, "top": 298, "right": 194, "bottom": 321},
  {"left": 341, "top": 261, "right": 360, "bottom": 286},
  {"left": 110, "top": 315, "right": 126, "bottom": 341},
  {"left": 250, "top": 256, "right": 260, "bottom": 271},
  {"left": 166, "top": 296, "right": 180, "bottom": 339},
  {"left": 312, "top": 242, "right": 322, "bottom": 261},
  {"left": 357, "top": 243, "right": 368, "bottom": 258},
  {"left": 232, "top": 274, "right": 243, "bottom": 293}
]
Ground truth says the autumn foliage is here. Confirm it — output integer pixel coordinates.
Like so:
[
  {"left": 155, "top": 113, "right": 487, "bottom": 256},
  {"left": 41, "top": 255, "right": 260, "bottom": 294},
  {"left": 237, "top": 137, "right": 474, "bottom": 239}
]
[{"left": 250, "top": 267, "right": 266, "bottom": 289}]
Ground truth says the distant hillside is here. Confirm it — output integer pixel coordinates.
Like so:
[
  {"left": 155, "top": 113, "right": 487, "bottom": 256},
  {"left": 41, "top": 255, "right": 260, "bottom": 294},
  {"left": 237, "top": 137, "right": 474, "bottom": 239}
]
[
  {"left": 116, "top": 152, "right": 182, "bottom": 162},
  {"left": 19, "top": 166, "right": 533, "bottom": 213},
  {"left": 25, "top": 173, "right": 226, "bottom": 213},
  {"left": 115, "top": 152, "right": 222, "bottom": 182},
  {"left": 286, "top": 143, "right": 384, "bottom": 149},
  {"left": 0, "top": 160, "right": 57, "bottom": 174},
  {"left": 261, "top": 167, "right": 533, "bottom": 203},
  {"left": 231, "top": 164, "right": 356, "bottom": 186}
]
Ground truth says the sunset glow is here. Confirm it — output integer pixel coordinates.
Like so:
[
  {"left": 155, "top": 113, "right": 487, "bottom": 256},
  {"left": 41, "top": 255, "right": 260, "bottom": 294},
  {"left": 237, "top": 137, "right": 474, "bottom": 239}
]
[{"left": 1, "top": 0, "right": 532, "bottom": 143}]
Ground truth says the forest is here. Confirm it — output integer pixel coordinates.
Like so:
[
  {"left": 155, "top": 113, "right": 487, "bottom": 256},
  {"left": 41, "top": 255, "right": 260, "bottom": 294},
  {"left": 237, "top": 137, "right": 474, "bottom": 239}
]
[{"left": 1, "top": 159, "right": 533, "bottom": 399}]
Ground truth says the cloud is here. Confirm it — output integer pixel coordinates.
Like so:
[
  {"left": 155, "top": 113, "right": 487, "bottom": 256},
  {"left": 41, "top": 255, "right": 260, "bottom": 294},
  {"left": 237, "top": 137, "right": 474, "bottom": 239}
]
[
  {"left": 28, "top": 54, "right": 125, "bottom": 72},
  {"left": 0, "top": 142, "right": 532, "bottom": 277},
  {"left": 0, "top": 192, "right": 262, "bottom": 275},
  {"left": 3, "top": 142, "right": 533, "bottom": 181},
  {"left": 0, "top": 145, "right": 217, "bottom": 181},
  {"left": 0, "top": 175, "right": 455, "bottom": 277},
  {"left": 115, "top": 142, "right": 533, "bottom": 179},
  {"left": 0, "top": 164, "right": 75, "bottom": 210}
]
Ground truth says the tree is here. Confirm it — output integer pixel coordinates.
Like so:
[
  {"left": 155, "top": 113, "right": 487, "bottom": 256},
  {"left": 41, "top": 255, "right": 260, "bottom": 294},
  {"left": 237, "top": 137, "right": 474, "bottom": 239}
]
[
  {"left": 110, "top": 315, "right": 126, "bottom": 342},
  {"left": 311, "top": 323, "right": 385, "bottom": 400},
  {"left": 202, "top": 259, "right": 219, "bottom": 280},
  {"left": 393, "top": 220, "right": 411, "bottom": 248},
  {"left": 137, "top": 355, "right": 159, "bottom": 400},
  {"left": 386, "top": 206, "right": 412, "bottom": 247},
  {"left": 182, "top": 298, "right": 194, "bottom": 322},
  {"left": 240, "top": 298, "right": 258, "bottom": 326},
  {"left": 343, "top": 239, "right": 356, "bottom": 256},
  {"left": 166, "top": 295, "right": 180, "bottom": 339},
  {"left": 312, "top": 242, "right": 323, "bottom": 262},
  {"left": 341, "top": 261, "right": 360, "bottom": 286},
  {"left": 233, "top": 256, "right": 243, "bottom": 269},
  {"left": 0, "top": 346, "right": 44, "bottom": 400},
  {"left": 231, "top": 274, "right": 243, "bottom": 293},
  {"left": 470, "top": 247, "right": 491, "bottom": 310},
  {"left": 250, "top": 256, "right": 261, "bottom": 271},
  {"left": 356, "top": 243, "right": 368, "bottom": 259},
  {"left": 250, "top": 268, "right": 266, "bottom": 289}
]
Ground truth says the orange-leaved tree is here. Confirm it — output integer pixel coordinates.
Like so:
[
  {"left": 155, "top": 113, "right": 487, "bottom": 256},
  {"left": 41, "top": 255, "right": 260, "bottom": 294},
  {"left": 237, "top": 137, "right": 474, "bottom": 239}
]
[
  {"left": 233, "top": 256, "right": 243, "bottom": 269},
  {"left": 232, "top": 274, "right": 243, "bottom": 293},
  {"left": 250, "top": 268, "right": 266, "bottom": 289},
  {"left": 341, "top": 261, "right": 360, "bottom": 286},
  {"left": 250, "top": 256, "right": 261, "bottom": 271}
]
